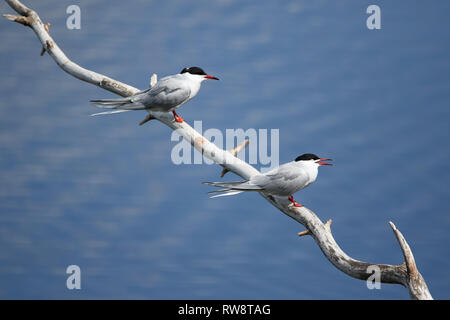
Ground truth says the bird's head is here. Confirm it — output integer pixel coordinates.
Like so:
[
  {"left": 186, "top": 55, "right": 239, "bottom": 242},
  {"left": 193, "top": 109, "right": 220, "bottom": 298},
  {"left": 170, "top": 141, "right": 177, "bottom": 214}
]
[
  {"left": 295, "top": 153, "right": 333, "bottom": 167},
  {"left": 180, "top": 66, "right": 219, "bottom": 82}
]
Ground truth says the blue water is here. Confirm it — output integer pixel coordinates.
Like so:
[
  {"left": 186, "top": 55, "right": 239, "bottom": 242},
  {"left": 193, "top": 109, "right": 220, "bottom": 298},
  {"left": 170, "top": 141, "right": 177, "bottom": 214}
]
[{"left": 0, "top": 0, "right": 449, "bottom": 299}]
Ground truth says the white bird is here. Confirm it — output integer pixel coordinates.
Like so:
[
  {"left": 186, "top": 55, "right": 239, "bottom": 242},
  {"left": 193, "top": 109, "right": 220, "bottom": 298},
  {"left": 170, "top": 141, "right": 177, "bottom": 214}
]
[
  {"left": 90, "top": 66, "right": 219, "bottom": 124},
  {"left": 204, "top": 153, "right": 332, "bottom": 207}
]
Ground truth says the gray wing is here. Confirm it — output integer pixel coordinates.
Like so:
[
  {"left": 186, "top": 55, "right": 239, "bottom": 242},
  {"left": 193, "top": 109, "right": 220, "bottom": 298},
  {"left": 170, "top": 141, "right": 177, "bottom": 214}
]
[
  {"left": 250, "top": 163, "right": 309, "bottom": 196},
  {"left": 134, "top": 76, "right": 191, "bottom": 111}
]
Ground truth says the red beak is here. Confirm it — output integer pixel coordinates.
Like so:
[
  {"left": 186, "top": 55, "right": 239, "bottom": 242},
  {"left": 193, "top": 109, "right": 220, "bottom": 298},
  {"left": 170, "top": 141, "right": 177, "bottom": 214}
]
[
  {"left": 316, "top": 158, "right": 333, "bottom": 166},
  {"left": 204, "top": 75, "right": 219, "bottom": 80}
]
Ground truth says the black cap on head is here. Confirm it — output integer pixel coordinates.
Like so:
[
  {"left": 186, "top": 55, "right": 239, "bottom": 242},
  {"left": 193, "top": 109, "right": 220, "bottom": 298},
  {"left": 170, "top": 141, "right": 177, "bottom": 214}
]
[
  {"left": 180, "top": 67, "right": 207, "bottom": 75},
  {"left": 295, "top": 153, "right": 320, "bottom": 161}
]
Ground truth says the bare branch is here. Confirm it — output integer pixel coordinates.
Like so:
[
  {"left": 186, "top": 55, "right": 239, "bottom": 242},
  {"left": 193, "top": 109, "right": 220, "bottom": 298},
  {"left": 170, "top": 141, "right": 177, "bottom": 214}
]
[
  {"left": 389, "top": 222, "right": 432, "bottom": 299},
  {"left": 4, "top": 0, "right": 433, "bottom": 299}
]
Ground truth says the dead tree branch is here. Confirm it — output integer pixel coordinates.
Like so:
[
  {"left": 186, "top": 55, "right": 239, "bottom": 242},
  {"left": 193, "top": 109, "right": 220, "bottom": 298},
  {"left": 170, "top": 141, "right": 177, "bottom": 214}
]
[{"left": 3, "top": 0, "right": 433, "bottom": 299}]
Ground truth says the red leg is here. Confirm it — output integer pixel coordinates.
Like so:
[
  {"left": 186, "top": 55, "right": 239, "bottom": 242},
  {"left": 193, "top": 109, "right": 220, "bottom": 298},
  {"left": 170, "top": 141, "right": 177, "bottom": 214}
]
[
  {"left": 172, "top": 110, "right": 184, "bottom": 123},
  {"left": 288, "top": 196, "right": 303, "bottom": 207}
]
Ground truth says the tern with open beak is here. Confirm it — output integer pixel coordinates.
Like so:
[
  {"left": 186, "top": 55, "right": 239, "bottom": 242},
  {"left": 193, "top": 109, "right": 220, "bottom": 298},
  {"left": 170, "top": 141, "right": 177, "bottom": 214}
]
[{"left": 204, "top": 153, "right": 332, "bottom": 207}]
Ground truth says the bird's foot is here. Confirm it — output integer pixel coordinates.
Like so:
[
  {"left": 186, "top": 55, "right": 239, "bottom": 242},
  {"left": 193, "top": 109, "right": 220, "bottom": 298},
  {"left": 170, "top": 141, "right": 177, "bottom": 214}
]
[
  {"left": 172, "top": 110, "right": 184, "bottom": 123},
  {"left": 288, "top": 196, "right": 303, "bottom": 208}
]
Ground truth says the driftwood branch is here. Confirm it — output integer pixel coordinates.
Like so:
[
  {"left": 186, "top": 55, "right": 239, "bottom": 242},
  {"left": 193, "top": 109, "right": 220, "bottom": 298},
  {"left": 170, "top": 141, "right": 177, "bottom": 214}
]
[{"left": 4, "top": 0, "right": 433, "bottom": 299}]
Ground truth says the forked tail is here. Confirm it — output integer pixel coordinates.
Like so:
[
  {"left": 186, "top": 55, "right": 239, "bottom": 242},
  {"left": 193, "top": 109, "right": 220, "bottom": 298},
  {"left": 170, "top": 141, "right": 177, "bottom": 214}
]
[
  {"left": 90, "top": 97, "right": 145, "bottom": 116},
  {"left": 203, "top": 181, "right": 262, "bottom": 198}
]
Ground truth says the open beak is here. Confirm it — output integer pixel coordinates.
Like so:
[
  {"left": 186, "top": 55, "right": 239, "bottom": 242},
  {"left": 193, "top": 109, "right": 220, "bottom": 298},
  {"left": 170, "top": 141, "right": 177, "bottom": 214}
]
[
  {"left": 316, "top": 158, "right": 333, "bottom": 166},
  {"left": 204, "top": 75, "right": 219, "bottom": 80}
]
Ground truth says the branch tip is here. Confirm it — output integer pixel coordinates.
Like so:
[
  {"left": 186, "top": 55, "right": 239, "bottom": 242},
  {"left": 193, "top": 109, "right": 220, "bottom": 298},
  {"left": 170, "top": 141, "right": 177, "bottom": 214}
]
[
  {"left": 389, "top": 221, "right": 418, "bottom": 277},
  {"left": 3, "top": 13, "right": 17, "bottom": 21},
  {"left": 230, "top": 139, "right": 249, "bottom": 156},
  {"left": 389, "top": 221, "right": 396, "bottom": 231},
  {"left": 3, "top": 13, "right": 31, "bottom": 26},
  {"left": 298, "top": 230, "right": 310, "bottom": 237},
  {"left": 220, "top": 140, "right": 250, "bottom": 177},
  {"left": 219, "top": 168, "right": 228, "bottom": 178},
  {"left": 5, "top": 0, "right": 32, "bottom": 16},
  {"left": 150, "top": 74, "right": 157, "bottom": 88}
]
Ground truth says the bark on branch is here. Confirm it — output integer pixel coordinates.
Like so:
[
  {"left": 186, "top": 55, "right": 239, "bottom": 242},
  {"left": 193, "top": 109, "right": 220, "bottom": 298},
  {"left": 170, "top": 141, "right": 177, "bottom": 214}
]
[{"left": 3, "top": 0, "right": 433, "bottom": 299}]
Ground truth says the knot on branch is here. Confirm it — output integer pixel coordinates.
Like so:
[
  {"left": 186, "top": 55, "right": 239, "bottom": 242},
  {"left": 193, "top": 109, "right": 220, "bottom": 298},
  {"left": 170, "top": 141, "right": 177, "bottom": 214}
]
[
  {"left": 100, "top": 78, "right": 136, "bottom": 97},
  {"left": 149, "top": 73, "right": 157, "bottom": 88},
  {"left": 194, "top": 137, "right": 206, "bottom": 154},
  {"left": 40, "top": 39, "right": 53, "bottom": 56}
]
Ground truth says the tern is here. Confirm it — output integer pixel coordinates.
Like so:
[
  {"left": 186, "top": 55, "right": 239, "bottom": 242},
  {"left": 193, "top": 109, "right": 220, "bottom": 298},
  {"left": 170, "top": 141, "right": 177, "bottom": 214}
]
[
  {"left": 90, "top": 66, "right": 219, "bottom": 124},
  {"left": 204, "top": 153, "right": 332, "bottom": 207}
]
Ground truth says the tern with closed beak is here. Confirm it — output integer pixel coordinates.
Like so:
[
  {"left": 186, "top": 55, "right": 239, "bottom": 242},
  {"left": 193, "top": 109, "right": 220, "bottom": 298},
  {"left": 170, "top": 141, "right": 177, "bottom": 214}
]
[
  {"left": 90, "top": 66, "right": 219, "bottom": 124},
  {"left": 204, "top": 153, "right": 332, "bottom": 207}
]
